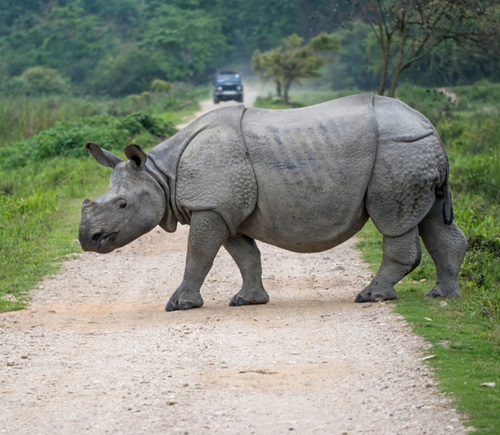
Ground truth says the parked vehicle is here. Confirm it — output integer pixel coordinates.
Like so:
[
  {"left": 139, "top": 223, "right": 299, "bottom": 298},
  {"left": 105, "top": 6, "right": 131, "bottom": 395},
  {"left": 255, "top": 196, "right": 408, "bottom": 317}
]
[{"left": 213, "top": 71, "right": 244, "bottom": 103}]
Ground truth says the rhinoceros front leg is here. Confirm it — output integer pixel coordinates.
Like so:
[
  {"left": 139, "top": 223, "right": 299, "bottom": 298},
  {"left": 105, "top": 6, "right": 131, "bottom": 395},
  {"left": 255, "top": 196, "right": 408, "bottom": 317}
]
[
  {"left": 223, "top": 235, "right": 270, "bottom": 306},
  {"left": 355, "top": 227, "right": 421, "bottom": 302},
  {"left": 166, "top": 211, "right": 230, "bottom": 311}
]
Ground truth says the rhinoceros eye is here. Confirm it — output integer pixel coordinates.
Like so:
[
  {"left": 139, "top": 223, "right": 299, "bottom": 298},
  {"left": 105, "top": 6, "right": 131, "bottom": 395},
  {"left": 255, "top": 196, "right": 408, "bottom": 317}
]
[{"left": 118, "top": 200, "right": 127, "bottom": 209}]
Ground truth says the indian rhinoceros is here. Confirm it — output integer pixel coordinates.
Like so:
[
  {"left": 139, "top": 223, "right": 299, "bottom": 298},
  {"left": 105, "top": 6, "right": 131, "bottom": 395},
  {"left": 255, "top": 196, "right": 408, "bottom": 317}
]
[{"left": 79, "top": 94, "right": 468, "bottom": 311}]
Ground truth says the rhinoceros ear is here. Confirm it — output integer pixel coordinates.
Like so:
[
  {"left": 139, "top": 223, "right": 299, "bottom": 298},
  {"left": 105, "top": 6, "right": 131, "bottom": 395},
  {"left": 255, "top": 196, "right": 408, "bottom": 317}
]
[
  {"left": 124, "top": 144, "right": 147, "bottom": 169},
  {"left": 85, "top": 142, "right": 123, "bottom": 168}
]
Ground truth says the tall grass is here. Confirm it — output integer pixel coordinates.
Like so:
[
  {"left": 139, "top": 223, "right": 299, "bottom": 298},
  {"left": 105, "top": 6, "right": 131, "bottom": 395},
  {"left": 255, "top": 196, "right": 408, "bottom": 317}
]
[
  {"left": 0, "top": 84, "right": 206, "bottom": 147},
  {"left": 0, "top": 96, "right": 104, "bottom": 146}
]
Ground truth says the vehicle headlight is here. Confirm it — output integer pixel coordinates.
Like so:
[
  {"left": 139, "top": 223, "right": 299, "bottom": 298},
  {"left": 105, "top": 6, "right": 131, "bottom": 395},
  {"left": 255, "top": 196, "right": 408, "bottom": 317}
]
[
  {"left": 217, "top": 86, "right": 223, "bottom": 91},
  {"left": 236, "top": 86, "right": 242, "bottom": 91}
]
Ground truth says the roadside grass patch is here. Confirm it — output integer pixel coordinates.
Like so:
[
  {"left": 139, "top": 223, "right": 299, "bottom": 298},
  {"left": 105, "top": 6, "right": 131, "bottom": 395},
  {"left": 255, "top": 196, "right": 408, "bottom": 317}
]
[
  {"left": 357, "top": 220, "right": 499, "bottom": 434},
  {"left": 0, "top": 159, "right": 109, "bottom": 312}
]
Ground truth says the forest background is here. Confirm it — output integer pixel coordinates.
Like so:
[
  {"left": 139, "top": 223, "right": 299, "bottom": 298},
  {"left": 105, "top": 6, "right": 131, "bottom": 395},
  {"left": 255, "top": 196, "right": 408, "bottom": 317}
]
[
  {"left": 0, "top": 1, "right": 499, "bottom": 432},
  {"left": 1, "top": 0, "right": 499, "bottom": 97}
]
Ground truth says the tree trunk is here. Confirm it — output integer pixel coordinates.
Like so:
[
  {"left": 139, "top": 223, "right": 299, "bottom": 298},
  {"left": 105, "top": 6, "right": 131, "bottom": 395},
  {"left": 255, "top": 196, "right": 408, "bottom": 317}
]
[
  {"left": 377, "top": 39, "right": 391, "bottom": 96},
  {"left": 283, "top": 80, "right": 291, "bottom": 105},
  {"left": 388, "top": 19, "right": 407, "bottom": 98},
  {"left": 275, "top": 80, "right": 282, "bottom": 98}
]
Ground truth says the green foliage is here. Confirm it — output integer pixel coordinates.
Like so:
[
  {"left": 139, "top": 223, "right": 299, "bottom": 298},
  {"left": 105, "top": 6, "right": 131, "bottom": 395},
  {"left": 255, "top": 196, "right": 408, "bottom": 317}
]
[
  {"left": 252, "top": 33, "right": 340, "bottom": 104},
  {"left": 0, "top": 158, "right": 110, "bottom": 312},
  {"left": 8, "top": 66, "right": 71, "bottom": 96},
  {"left": 0, "top": 112, "right": 176, "bottom": 170},
  {"left": 0, "top": 96, "right": 103, "bottom": 146},
  {"left": 254, "top": 96, "right": 304, "bottom": 109},
  {"left": 321, "top": 20, "right": 379, "bottom": 91},
  {"left": 0, "top": 1, "right": 498, "bottom": 95},
  {"left": 119, "top": 112, "right": 178, "bottom": 138},
  {"left": 151, "top": 79, "right": 173, "bottom": 94},
  {"left": 90, "top": 49, "right": 165, "bottom": 97},
  {"left": 140, "top": 3, "right": 229, "bottom": 83},
  {"left": 394, "top": 84, "right": 455, "bottom": 124},
  {"left": 1, "top": 3, "right": 113, "bottom": 85},
  {"left": 254, "top": 87, "right": 363, "bottom": 109},
  {"left": 346, "top": 0, "right": 500, "bottom": 97}
]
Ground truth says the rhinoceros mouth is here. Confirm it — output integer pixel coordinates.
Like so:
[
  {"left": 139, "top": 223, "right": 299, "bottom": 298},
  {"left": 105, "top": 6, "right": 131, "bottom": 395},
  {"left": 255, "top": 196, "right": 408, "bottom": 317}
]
[{"left": 92, "top": 231, "right": 118, "bottom": 253}]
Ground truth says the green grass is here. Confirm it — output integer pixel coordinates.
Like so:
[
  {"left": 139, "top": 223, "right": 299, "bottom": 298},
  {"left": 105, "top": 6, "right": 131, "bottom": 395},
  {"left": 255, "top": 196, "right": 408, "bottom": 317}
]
[
  {"left": 0, "top": 96, "right": 104, "bottom": 146},
  {"left": 0, "top": 85, "right": 207, "bottom": 148},
  {"left": 0, "top": 158, "right": 110, "bottom": 312},
  {"left": 357, "top": 218, "right": 499, "bottom": 434}
]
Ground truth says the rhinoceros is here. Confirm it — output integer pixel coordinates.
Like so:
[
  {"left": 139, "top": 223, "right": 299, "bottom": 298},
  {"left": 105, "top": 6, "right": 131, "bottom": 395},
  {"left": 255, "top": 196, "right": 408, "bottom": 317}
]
[{"left": 79, "top": 94, "right": 467, "bottom": 311}]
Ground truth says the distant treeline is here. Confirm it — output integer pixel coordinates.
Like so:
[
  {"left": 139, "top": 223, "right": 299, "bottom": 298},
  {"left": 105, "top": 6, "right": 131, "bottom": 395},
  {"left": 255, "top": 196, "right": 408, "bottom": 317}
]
[{"left": 1, "top": 0, "right": 498, "bottom": 96}]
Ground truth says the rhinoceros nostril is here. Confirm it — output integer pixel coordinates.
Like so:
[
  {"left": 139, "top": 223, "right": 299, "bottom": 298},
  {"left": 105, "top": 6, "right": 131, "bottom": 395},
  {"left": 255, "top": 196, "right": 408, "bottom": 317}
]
[{"left": 92, "top": 233, "right": 103, "bottom": 242}]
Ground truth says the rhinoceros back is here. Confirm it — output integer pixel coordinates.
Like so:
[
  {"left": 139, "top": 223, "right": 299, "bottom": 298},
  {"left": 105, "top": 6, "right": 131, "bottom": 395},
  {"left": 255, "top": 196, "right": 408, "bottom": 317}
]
[{"left": 240, "top": 94, "right": 378, "bottom": 252}]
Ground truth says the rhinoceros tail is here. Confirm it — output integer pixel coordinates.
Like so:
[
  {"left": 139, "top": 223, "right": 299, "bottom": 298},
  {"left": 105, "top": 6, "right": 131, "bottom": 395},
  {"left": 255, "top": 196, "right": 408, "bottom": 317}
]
[{"left": 435, "top": 167, "right": 454, "bottom": 225}]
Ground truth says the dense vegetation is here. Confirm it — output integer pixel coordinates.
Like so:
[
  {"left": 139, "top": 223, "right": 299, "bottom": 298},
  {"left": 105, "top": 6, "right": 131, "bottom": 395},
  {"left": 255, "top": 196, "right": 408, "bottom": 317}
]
[{"left": 1, "top": 0, "right": 498, "bottom": 97}]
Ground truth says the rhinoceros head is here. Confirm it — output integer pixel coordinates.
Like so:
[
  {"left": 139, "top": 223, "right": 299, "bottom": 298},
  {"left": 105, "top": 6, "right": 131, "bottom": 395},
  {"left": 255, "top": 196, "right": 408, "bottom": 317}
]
[{"left": 79, "top": 142, "right": 166, "bottom": 254}]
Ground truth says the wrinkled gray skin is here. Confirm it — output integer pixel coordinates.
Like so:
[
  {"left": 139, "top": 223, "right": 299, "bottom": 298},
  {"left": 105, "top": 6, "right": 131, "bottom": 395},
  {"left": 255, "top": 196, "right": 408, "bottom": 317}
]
[{"left": 79, "top": 94, "right": 468, "bottom": 311}]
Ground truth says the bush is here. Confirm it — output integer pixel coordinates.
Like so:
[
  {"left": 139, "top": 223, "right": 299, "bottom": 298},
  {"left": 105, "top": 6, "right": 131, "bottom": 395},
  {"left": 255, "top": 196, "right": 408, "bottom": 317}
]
[
  {"left": 8, "top": 66, "right": 71, "bottom": 96},
  {"left": 0, "top": 112, "right": 177, "bottom": 169},
  {"left": 90, "top": 50, "right": 165, "bottom": 97}
]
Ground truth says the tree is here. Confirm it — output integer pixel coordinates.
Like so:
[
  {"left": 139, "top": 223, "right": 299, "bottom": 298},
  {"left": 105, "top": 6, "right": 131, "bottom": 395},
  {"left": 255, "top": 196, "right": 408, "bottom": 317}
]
[
  {"left": 90, "top": 49, "right": 165, "bottom": 97},
  {"left": 348, "top": 0, "right": 500, "bottom": 97},
  {"left": 252, "top": 33, "right": 340, "bottom": 104},
  {"left": 9, "top": 66, "right": 70, "bottom": 96},
  {"left": 141, "top": 4, "right": 229, "bottom": 83}
]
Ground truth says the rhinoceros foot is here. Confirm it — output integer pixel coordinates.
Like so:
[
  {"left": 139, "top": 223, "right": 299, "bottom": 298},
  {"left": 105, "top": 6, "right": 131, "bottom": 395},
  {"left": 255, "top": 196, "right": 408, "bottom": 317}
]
[
  {"left": 354, "top": 286, "right": 398, "bottom": 303},
  {"left": 166, "top": 299, "right": 203, "bottom": 311},
  {"left": 230, "top": 287, "right": 270, "bottom": 307},
  {"left": 165, "top": 287, "right": 204, "bottom": 311},
  {"left": 424, "top": 284, "right": 461, "bottom": 298}
]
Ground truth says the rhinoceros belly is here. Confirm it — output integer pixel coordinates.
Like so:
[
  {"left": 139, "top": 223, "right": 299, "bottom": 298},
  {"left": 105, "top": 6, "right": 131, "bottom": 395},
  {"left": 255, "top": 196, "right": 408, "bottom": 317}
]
[{"left": 239, "top": 95, "right": 377, "bottom": 253}]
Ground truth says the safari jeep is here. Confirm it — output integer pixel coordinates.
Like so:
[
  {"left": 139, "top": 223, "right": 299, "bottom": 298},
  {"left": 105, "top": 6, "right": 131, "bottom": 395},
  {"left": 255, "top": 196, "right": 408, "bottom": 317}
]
[{"left": 213, "top": 71, "right": 244, "bottom": 103}]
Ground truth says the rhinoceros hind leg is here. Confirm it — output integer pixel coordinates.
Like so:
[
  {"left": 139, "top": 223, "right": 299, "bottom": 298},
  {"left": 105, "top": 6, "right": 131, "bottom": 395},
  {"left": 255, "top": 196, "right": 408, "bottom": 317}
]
[
  {"left": 224, "top": 235, "right": 270, "bottom": 306},
  {"left": 354, "top": 286, "right": 397, "bottom": 303},
  {"left": 419, "top": 201, "right": 467, "bottom": 299},
  {"left": 424, "top": 285, "right": 460, "bottom": 298},
  {"left": 355, "top": 227, "right": 421, "bottom": 303},
  {"left": 166, "top": 211, "right": 230, "bottom": 312}
]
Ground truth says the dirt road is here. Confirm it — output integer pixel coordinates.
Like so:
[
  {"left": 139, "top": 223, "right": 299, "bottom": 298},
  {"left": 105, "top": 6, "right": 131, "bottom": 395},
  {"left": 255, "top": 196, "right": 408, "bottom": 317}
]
[{"left": 0, "top": 87, "right": 468, "bottom": 434}]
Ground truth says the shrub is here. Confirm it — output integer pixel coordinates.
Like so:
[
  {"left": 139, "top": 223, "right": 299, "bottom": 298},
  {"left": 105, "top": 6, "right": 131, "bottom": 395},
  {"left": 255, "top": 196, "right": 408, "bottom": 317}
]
[
  {"left": 0, "top": 112, "right": 177, "bottom": 169},
  {"left": 9, "top": 66, "right": 71, "bottom": 96}
]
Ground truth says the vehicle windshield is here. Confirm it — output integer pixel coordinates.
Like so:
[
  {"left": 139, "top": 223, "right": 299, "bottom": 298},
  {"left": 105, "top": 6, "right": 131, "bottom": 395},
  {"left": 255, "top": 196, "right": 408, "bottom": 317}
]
[{"left": 215, "top": 73, "right": 241, "bottom": 84}]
